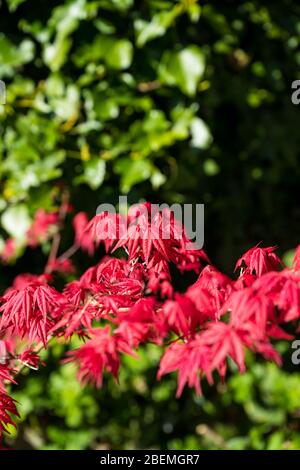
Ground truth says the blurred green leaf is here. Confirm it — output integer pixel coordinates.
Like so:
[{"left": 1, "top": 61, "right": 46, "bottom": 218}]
[
  {"left": 0, "top": 35, "right": 35, "bottom": 77},
  {"left": 159, "top": 46, "right": 205, "bottom": 96},
  {"left": 190, "top": 117, "right": 212, "bottom": 149},
  {"left": 114, "top": 158, "right": 153, "bottom": 193},
  {"left": 1, "top": 204, "right": 31, "bottom": 240},
  {"left": 106, "top": 39, "right": 133, "bottom": 70},
  {"left": 135, "top": 7, "right": 181, "bottom": 47},
  {"left": 74, "top": 35, "right": 133, "bottom": 70},
  {"left": 75, "top": 158, "right": 106, "bottom": 189}
]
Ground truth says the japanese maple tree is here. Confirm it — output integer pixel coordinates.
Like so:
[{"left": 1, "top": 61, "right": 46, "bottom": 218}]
[{"left": 0, "top": 198, "right": 300, "bottom": 445}]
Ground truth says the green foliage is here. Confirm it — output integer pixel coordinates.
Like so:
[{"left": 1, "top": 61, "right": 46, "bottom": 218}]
[
  {"left": 1, "top": 0, "right": 300, "bottom": 266},
  {"left": 8, "top": 343, "right": 300, "bottom": 450},
  {"left": 1, "top": 0, "right": 300, "bottom": 450}
]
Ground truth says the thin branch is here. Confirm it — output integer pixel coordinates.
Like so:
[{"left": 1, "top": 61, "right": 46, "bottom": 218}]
[
  {"left": 137, "top": 80, "right": 161, "bottom": 92},
  {"left": 58, "top": 243, "right": 80, "bottom": 262},
  {"left": 45, "top": 191, "right": 69, "bottom": 273}
]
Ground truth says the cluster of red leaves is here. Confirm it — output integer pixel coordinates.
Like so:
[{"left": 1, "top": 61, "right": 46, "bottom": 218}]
[
  {"left": 0, "top": 202, "right": 300, "bottom": 442},
  {"left": 0, "top": 365, "right": 19, "bottom": 445},
  {"left": 27, "top": 209, "right": 59, "bottom": 248}
]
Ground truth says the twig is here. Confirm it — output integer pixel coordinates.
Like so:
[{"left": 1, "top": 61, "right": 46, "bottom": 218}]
[
  {"left": 45, "top": 191, "right": 69, "bottom": 273},
  {"left": 137, "top": 80, "right": 161, "bottom": 92},
  {"left": 58, "top": 243, "right": 80, "bottom": 262}
]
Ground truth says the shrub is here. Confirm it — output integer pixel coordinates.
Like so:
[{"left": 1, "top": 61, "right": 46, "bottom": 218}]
[{"left": 1, "top": 202, "right": 300, "bottom": 447}]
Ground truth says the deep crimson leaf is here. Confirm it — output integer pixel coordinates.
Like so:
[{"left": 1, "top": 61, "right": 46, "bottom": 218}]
[{"left": 235, "top": 245, "right": 281, "bottom": 277}]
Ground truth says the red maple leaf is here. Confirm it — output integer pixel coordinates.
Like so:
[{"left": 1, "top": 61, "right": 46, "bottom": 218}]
[
  {"left": 27, "top": 209, "right": 59, "bottom": 247},
  {"left": 115, "top": 298, "right": 164, "bottom": 347},
  {"left": 200, "top": 322, "right": 246, "bottom": 374},
  {"left": 85, "top": 212, "right": 126, "bottom": 252},
  {"left": 73, "top": 212, "right": 95, "bottom": 256},
  {"left": 235, "top": 245, "right": 281, "bottom": 277},
  {"left": 0, "top": 365, "right": 16, "bottom": 386},
  {"left": 65, "top": 326, "right": 127, "bottom": 388},
  {"left": 162, "top": 294, "right": 202, "bottom": 337},
  {"left": 0, "top": 281, "right": 61, "bottom": 345},
  {"left": 158, "top": 338, "right": 212, "bottom": 397},
  {"left": 0, "top": 393, "right": 19, "bottom": 438},
  {"left": 186, "top": 265, "right": 233, "bottom": 320}
]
